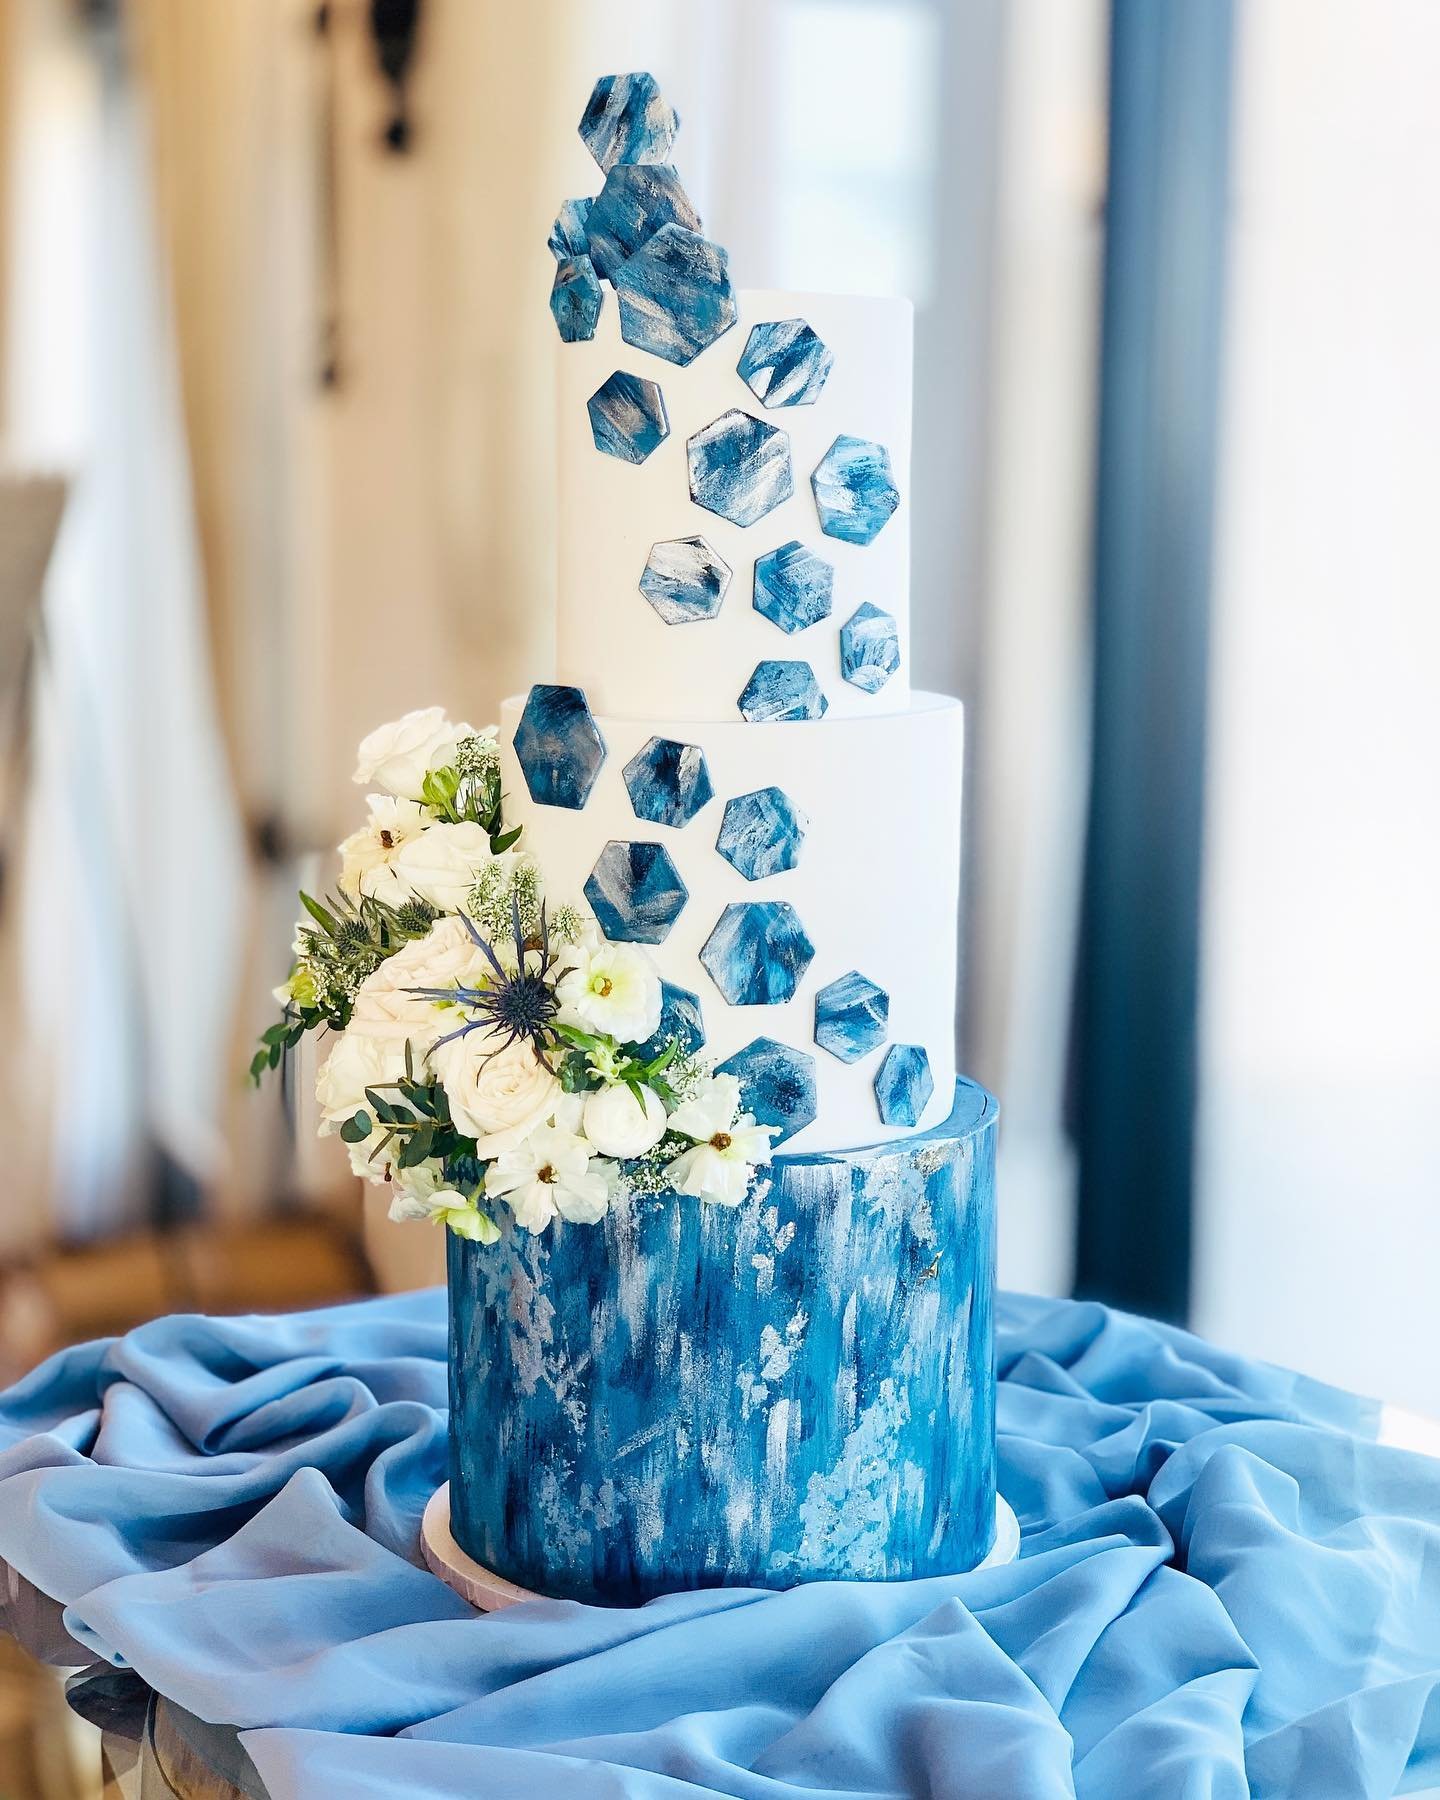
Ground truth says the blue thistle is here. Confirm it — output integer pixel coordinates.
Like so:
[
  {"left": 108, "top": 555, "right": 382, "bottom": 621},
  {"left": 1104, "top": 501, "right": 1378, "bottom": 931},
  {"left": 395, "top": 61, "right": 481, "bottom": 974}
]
[{"left": 409, "top": 899, "right": 560, "bottom": 1063}]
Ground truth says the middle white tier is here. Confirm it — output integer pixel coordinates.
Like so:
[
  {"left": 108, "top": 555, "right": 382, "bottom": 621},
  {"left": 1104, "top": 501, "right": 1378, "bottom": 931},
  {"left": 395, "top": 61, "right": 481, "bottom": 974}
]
[{"left": 499, "top": 691, "right": 963, "bottom": 1152}]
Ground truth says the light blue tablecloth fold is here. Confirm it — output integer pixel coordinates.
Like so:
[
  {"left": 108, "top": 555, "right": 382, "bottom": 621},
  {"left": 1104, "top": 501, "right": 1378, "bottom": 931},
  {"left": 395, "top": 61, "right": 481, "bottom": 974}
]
[{"left": 1, "top": 1288, "right": 1436, "bottom": 1798}]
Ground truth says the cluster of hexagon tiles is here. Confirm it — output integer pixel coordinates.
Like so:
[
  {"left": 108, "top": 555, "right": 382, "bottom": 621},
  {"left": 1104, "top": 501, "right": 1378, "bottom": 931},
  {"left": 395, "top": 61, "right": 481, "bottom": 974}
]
[{"left": 513, "top": 683, "right": 930, "bottom": 1134}]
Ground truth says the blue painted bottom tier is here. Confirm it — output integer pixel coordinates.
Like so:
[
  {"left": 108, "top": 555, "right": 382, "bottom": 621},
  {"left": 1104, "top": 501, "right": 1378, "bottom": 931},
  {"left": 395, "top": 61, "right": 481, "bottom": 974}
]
[{"left": 447, "top": 1076, "right": 998, "bottom": 1605}]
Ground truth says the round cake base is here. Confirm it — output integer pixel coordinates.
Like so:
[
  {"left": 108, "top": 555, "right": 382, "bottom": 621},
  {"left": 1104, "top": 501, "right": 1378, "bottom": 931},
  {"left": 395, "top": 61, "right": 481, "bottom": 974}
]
[{"left": 421, "top": 1482, "right": 1021, "bottom": 1612}]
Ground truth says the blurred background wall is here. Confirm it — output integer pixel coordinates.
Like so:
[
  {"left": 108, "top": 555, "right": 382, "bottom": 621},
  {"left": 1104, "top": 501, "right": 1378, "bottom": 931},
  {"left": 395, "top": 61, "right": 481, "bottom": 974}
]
[{"left": 0, "top": 0, "right": 1435, "bottom": 1409}]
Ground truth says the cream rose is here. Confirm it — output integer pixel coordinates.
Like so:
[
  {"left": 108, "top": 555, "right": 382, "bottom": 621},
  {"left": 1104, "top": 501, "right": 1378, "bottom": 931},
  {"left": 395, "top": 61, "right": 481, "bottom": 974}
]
[
  {"left": 390, "top": 826, "right": 515, "bottom": 916},
  {"left": 432, "top": 1030, "right": 561, "bottom": 1158},
  {"left": 315, "top": 1030, "right": 408, "bottom": 1133},
  {"left": 351, "top": 707, "right": 479, "bottom": 802},
  {"left": 349, "top": 916, "right": 492, "bottom": 1046}
]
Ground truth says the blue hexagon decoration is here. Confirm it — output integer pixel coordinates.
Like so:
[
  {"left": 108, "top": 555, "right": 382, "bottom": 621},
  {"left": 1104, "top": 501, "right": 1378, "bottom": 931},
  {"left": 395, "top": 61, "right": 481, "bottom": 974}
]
[
  {"left": 715, "top": 787, "right": 808, "bottom": 880},
  {"left": 753, "top": 540, "right": 833, "bottom": 633},
  {"left": 839, "top": 602, "right": 901, "bottom": 694},
  {"left": 639, "top": 536, "right": 731, "bottom": 625},
  {"left": 550, "top": 255, "right": 603, "bottom": 344},
  {"left": 736, "top": 319, "right": 834, "bottom": 408},
  {"left": 637, "top": 981, "right": 706, "bottom": 1062},
  {"left": 687, "top": 409, "right": 793, "bottom": 528},
  {"left": 700, "top": 901, "right": 814, "bottom": 1006},
  {"left": 588, "top": 371, "right": 669, "bottom": 464},
  {"left": 614, "top": 225, "right": 737, "bottom": 367},
  {"left": 874, "top": 1043, "right": 934, "bottom": 1127},
  {"left": 811, "top": 434, "right": 901, "bottom": 545},
  {"left": 737, "top": 660, "right": 828, "bottom": 723},
  {"left": 513, "top": 685, "right": 607, "bottom": 811},
  {"left": 584, "top": 841, "right": 689, "bottom": 944},
  {"left": 585, "top": 164, "right": 700, "bottom": 282},
  {"left": 623, "top": 736, "right": 714, "bottom": 828},
  {"left": 715, "top": 1038, "right": 817, "bottom": 1145},
  {"left": 547, "top": 198, "right": 594, "bottom": 261},
  {"left": 579, "top": 73, "right": 679, "bottom": 174},
  {"left": 814, "top": 971, "right": 889, "bottom": 1063}
]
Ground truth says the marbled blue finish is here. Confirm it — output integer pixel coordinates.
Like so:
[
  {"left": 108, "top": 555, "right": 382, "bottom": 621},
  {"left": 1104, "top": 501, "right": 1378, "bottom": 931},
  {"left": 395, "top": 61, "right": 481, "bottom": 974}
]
[
  {"left": 447, "top": 1078, "right": 999, "bottom": 1603},
  {"left": 752, "top": 540, "right": 833, "bottom": 634},
  {"left": 550, "top": 254, "right": 603, "bottom": 344},
  {"left": 874, "top": 1043, "right": 934, "bottom": 1127},
  {"left": 737, "top": 659, "right": 828, "bottom": 723},
  {"left": 585, "top": 164, "right": 699, "bottom": 282},
  {"left": 737, "top": 319, "right": 834, "bottom": 408},
  {"left": 588, "top": 371, "right": 669, "bottom": 464},
  {"left": 814, "top": 971, "right": 889, "bottom": 1063},
  {"left": 715, "top": 786, "right": 807, "bottom": 880},
  {"left": 614, "top": 225, "right": 737, "bottom": 367},
  {"left": 839, "top": 602, "right": 901, "bottom": 693},
  {"left": 811, "top": 434, "right": 901, "bottom": 546},
  {"left": 623, "top": 736, "right": 714, "bottom": 829},
  {"left": 687, "top": 410, "right": 793, "bottom": 528},
  {"left": 584, "top": 840, "right": 688, "bottom": 944},
  {"left": 638, "top": 535, "right": 731, "bottom": 625},
  {"left": 636, "top": 981, "right": 706, "bottom": 1062},
  {"left": 513, "top": 684, "right": 606, "bottom": 811},
  {"left": 578, "top": 72, "right": 679, "bottom": 173},
  {"left": 548, "top": 197, "right": 595, "bottom": 261},
  {"left": 715, "top": 1036, "right": 817, "bottom": 1145},
  {"left": 700, "top": 900, "right": 814, "bottom": 1005}
]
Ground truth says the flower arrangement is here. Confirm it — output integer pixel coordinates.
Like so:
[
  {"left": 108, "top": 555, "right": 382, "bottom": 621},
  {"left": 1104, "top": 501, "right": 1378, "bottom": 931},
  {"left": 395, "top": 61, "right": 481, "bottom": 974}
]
[{"left": 255, "top": 708, "right": 777, "bottom": 1243}]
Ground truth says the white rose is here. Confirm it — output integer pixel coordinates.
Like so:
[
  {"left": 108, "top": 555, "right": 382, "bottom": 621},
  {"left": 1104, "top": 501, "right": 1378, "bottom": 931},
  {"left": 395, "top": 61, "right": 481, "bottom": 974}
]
[
  {"left": 582, "top": 1084, "right": 667, "bottom": 1158},
  {"left": 555, "top": 936, "right": 662, "bottom": 1044},
  {"left": 315, "top": 1030, "right": 408, "bottom": 1133},
  {"left": 390, "top": 822, "right": 498, "bottom": 914},
  {"left": 350, "top": 916, "right": 492, "bottom": 1044},
  {"left": 432, "top": 1031, "right": 561, "bottom": 1158},
  {"left": 352, "top": 708, "right": 481, "bottom": 802},
  {"left": 338, "top": 796, "right": 430, "bottom": 905}
]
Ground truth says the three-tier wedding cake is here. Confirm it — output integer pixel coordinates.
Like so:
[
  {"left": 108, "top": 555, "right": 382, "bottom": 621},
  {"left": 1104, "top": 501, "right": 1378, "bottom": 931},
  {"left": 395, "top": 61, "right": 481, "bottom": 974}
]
[{"left": 444, "top": 73, "right": 1002, "bottom": 1605}]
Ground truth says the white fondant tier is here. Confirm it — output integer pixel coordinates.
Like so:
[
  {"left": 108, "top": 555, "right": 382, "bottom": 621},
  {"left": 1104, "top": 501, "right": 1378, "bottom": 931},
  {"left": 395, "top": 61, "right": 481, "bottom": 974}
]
[
  {"left": 555, "top": 290, "right": 913, "bottom": 722},
  {"left": 499, "top": 691, "right": 962, "bottom": 1151}
]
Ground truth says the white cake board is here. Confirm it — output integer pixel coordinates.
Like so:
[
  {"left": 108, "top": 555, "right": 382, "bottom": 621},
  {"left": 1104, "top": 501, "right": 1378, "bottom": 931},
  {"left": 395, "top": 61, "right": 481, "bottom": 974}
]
[{"left": 421, "top": 1482, "right": 1021, "bottom": 1612}]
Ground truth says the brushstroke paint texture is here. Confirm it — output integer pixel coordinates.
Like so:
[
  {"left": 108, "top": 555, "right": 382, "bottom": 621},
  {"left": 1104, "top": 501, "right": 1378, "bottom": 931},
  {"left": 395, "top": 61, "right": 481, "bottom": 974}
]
[
  {"left": 578, "top": 72, "right": 679, "bottom": 174},
  {"left": 688, "top": 410, "right": 794, "bottom": 528},
  {"left": 584, "top": 840, "right": 689, "bottom": 943},
  {"left": 638, "top": 535, "right": 731, "bottom": 624},
  {"left": 737, "top": 318, "right": 835, "bottom": 407},
  {"left": 614, "top": 225, "right": 737, "bottom": 367},
  {"left": 448, "top": 1078, "right": 998, "bottom": 1603}
]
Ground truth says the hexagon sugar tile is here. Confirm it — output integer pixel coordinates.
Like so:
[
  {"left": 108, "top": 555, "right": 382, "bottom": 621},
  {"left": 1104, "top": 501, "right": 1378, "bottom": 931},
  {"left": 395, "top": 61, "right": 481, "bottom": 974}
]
[
  {"left": 715, "top": 787, "right": 808, "bottom": 880},
  {"left": 811, "top": 434, "right": 900, "bottom": 546},
  {"left": 623, "top": 736, "right": 714, "bottom": 829},
  {"left": 547, "top": 198, "right": 594, "bottom": 261},
  {"left": 737, "top": 660, "right": 828, "bottom": 723},
  {"left": 715, "top": 1037, "right": 817, "bottom": 1145},
  {"left": 588, "top": 371, "right": 669, "bottom": 464},
  {"left": 736, "top": 319, "right": 834, "bottom": 408},
  {"left": 687, "top": 409, "right": 793, "bottom": 529},
  {"left": 874, "top": 1043, "right": 934, "bottom": 1127},
  {"left": 578, "top": 72, "right": 679, "bottom": 174},
  {"left": 700, "top": 901, "right": 814, "bottom": 1006},
  {"left": 753, "top": 540, "right": 833, "bottom": 633},
  {"left": 614, "top": 225, "right": 737, "bottom": 367},
  {"left": 636, "top": 981, "right": 706, "bottom": 1062},
  {"left": 513, "top": 685, "right": 606, "bottom": 811},
  {"left": 814, "top": 971, "right": 889, "bottom": 1063},
  {"left": 585, "top": 164, "right": 699, "bottom": 282},
  {"left": 639, "top": 536, "right": 731, "bottom": 625},
  {"left": 584, "top": 840, "right": 688, "bottom": 944},
  {"left": 550, "top": 255, "right": 603, "bottom": 344},
  {"left": 839, "top": 602, "right": 901, "bottom": 693}
]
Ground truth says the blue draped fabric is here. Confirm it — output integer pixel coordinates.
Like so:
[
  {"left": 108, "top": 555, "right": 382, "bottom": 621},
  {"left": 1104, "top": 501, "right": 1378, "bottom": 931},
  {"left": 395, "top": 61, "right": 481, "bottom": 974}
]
[{"left": 1, "top": 1289, "right": 1437, "bottom": 1797}]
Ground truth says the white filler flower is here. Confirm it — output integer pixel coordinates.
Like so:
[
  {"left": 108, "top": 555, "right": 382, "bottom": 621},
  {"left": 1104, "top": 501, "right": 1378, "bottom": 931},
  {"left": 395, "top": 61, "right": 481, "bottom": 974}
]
[
  {"left": 484, "top": 1102, "right": 616, "bottom": 1231},
  {"left": 665, "top": 1073, "right": 776, "bottom": 1207},
  {"left": 555, "top": 937, "right": 662, "bottom": 1043},
  {"left": 352, "top": 707, "right": 479, "bottom": 802},
  {"left": 582, "top": 1083, "right": 667, "bottom": 1158},
  {"left": 338, "top": 796, "right": 430, "bottom": 905}
]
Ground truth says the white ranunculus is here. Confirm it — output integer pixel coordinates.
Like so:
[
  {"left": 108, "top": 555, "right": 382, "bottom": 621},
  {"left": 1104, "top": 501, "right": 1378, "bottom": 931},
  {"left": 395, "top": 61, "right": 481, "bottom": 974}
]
[
  {"left": 665, "top": 1074, "right": 776, "bottom": 1207},
  {"left": 349, "top": 916, "right": 492, "bottom": 1045},
  {"left": 555, "top": 935, "right": 662, "bottom": 1044},
  {"left": 315, "top": 1030, "right": 408, "bottom": 1133},
  {"left": 387, "top": 1174, "right": 501, "bottom": 1243},
  {"left": 390, "top": 823, "right": 500, "bottom": 914},
  {"left": 484, "top": 1112, "right": 617, "bottom": 1231},
  {"left": 338, "top": 796, "right": 430, "bottom": 905},
  {"left": 582, "top": 1083, "right": 667, "bottom": 1159},
  {"left": 431, "top": 1031, "right": 561, "bottom": 1158},
  {"left": 352, "top": 708, "right": 481, "bottom": 802}
]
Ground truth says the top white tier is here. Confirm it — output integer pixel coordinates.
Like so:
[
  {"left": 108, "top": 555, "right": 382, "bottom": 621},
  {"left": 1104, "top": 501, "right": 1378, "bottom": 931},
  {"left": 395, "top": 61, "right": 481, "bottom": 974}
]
[{"left": 555, "top": 289, "right": 913, "bottom": 722}]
